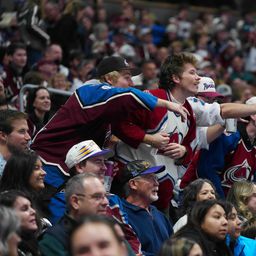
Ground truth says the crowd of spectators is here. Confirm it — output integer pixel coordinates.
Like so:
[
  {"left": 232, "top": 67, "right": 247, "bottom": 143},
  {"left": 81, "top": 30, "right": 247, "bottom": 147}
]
[
  {"left": 0, "top": 0, "right": 256, "bottom": 256},
  {"left": 0, "top": 0, "right": 255, "bottom": 108}
]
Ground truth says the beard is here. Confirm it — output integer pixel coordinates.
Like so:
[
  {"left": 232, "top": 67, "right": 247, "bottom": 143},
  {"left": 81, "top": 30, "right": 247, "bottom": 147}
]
[
  {"left": 7, "top": 143, "right": 28, "bottom": 154},
  {"left": 149, "top": 193, "right": 159, "bottom": 203}
]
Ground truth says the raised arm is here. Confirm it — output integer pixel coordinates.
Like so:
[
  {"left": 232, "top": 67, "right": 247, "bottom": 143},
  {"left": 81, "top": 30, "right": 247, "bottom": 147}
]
[
  {"left": 188, "top": 98, "right": 256, "bottom": 127},
  {"left": 220, "top": 103, "right": 256, "bottom": 119},
  {"left": 206, "top": 124, "right": 225, "bottom": 144}
]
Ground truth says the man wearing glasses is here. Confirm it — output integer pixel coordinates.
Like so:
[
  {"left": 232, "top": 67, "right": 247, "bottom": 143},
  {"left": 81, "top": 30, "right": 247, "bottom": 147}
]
[
  {"left": 45, "top": 140, "right": 142, "bottom": 255},
  {"left": 46, "top": 140, "right": 114, "bottom": 224},
  {"left": 39, "top": 173, "right": 109, "bottom": 255}
]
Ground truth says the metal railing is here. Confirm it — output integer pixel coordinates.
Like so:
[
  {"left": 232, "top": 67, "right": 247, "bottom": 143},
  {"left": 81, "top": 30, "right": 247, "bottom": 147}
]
[{"left": 19, "top": 84, "right": 73, "bottom": 112}]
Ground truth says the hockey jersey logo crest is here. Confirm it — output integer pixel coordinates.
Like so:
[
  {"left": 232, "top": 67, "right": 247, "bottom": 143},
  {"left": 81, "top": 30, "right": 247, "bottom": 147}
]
[{"left": 222, "top": 159, "right": 253, "bottom": 188}]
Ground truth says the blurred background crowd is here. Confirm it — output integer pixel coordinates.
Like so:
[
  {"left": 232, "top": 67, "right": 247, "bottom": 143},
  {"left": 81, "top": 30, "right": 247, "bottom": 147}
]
[{"left": 0, "top": 0, "right": 256, "bottom": 112}]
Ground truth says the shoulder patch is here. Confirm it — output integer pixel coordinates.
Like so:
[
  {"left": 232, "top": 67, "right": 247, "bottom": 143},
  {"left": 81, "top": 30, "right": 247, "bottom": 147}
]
[
  {"left": 101, "top": 85, "right": 112, "bottom": 90},
  {"left": 143, "top": 89, "right": 152, "bottom": 95},
  {"left": 191, "top": 97, "right": 205, "bottom": 106}
]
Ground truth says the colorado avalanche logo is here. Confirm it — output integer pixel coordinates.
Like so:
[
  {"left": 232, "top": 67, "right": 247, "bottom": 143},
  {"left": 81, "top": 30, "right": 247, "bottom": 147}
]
[{"left": 222, "top": 160, "right": 253, "bottom": 188}]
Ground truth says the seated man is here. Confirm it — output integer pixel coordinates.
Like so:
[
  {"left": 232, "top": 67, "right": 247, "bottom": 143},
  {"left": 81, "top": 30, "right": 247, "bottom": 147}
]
[
  {"left": 39, "top": 173, "right": 109, "bottom": 255},
  {"left": 0, "top": 110, "right": 31, "bottom": 175},
  {"left": 45, "top": 140, "right": 113, "bottom": 223},
  {"left": 46, "top": 140, "right": 142, "bottom": 255},
  {"left": 120, "top": 160, "right": 173, "bottom": 256}
]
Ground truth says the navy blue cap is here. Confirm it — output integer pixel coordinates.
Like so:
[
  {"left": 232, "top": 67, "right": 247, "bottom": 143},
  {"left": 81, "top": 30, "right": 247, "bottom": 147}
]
[{"left": 121, "top": 160, "right": 165, "bottom": 184}]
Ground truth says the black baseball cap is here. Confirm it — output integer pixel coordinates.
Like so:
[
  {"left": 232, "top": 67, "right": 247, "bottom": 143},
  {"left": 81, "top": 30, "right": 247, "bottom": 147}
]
[
  {"left": 96, "top": 56, "right": 140, "bottom": 77},
  {"left": 120, "top": 160, "right": 165, "bottom": 184}
]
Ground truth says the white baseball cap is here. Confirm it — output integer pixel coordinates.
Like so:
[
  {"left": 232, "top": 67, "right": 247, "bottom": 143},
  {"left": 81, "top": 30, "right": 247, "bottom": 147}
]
[
  {"left": 197, "top": 77, "right": 224, "bottom": 98},
  {"left": 245, "top": 96, "right": 256, "bottom": 105},
  {"left": 65, "top": 140, "right": 114, "bottom": 169}
]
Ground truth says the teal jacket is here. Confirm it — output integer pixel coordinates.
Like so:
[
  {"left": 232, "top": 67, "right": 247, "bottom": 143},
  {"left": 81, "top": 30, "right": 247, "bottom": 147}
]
[{"left": 226, "top": 235, "right": 256, "bottom": 256}]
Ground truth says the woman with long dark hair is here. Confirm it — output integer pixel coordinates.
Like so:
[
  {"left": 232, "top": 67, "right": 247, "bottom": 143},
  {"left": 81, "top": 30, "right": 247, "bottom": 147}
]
[
  {"left": 0, "top": 151, "right": 46, "bottom": 217},
  {"left": 0, "top": 151, "right": 46, "bottom": 194},
  {"left": 26, "top": 86, "right": 52, "bottom": 137},
  {"left": 173, "top": 178, "right": 217, "bottom": 232},
  {"left": 174, "top": 200, "right": 232, "bottom": 256},
  {"left": 0, "top": 190, "right": 41, "bottom": 256}
]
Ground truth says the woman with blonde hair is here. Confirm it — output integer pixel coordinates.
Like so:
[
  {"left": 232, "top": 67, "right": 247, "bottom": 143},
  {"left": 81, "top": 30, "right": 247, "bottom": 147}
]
[{"left": 226, "top": 181, "right": 256, "bottom": 223}]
